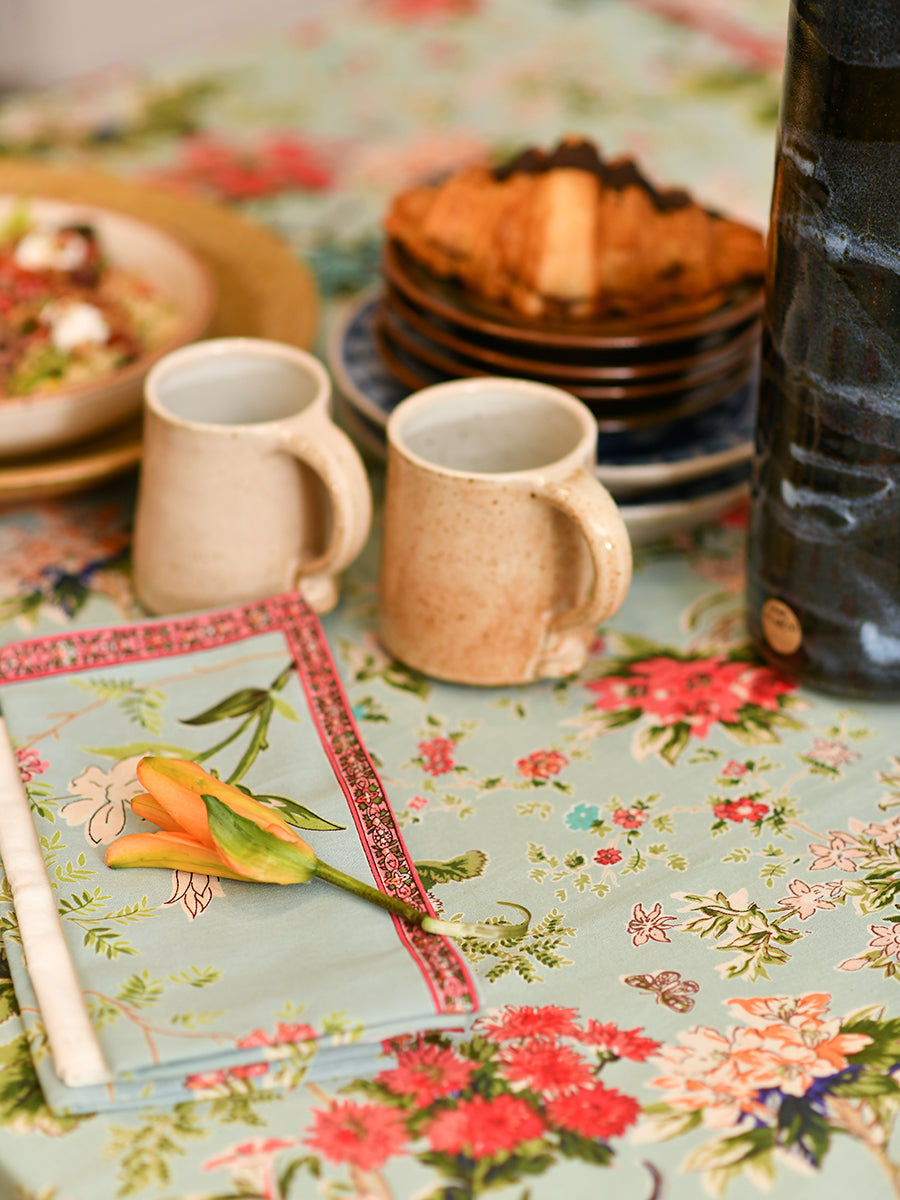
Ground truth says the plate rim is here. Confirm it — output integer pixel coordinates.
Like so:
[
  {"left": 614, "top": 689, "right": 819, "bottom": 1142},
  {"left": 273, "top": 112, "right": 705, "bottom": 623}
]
[
  {"left": 328, "top": 292, "right": 408, "bottom": 430},
  {"left": 0, "top": 425, "right": 143, "bottom": 506},
  {"left": 623, "top": 479, "right": 749, "bottom": 544},
  {"left": 374, "top": 300, "right": 751, "bottom": 430}
]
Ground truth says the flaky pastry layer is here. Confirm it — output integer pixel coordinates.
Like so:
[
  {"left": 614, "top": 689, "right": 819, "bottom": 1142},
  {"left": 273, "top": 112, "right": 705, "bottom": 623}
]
[{"left": 384, "top": 140, "right": 766, "bottom": 321}]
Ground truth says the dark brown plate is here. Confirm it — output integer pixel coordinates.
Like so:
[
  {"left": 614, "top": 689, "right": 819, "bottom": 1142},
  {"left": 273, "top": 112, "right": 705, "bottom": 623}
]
[
  {"left": 384, "top": 239, "right": 764, "bottom": 354},
  {"left": 373, "top": 310, "right": 755, "bottom": 432},
  {"left": 383, "top": 285, "right": 761, "bottom": 386},
  {"left": 378, "top": 298, "right": 758, "bottom": 402},
  {"left": 386, "top": 277, "right": 762, "bottom": 373}
]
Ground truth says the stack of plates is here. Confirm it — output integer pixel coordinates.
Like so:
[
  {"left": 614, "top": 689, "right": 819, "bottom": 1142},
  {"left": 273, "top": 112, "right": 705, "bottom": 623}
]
[
  {"left": 328, "top": 291, "right": 759, "bottom": 545},
  {"left": 378, "top": 240, "right": 762, "bottom": 433}
]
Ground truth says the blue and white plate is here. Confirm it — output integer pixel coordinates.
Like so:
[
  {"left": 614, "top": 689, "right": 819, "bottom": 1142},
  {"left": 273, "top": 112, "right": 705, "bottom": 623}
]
[
  {"left": 328, "top": 294, "right": 756, "bottom": 498},
  {"left": 616, "top": 463, "right": 749, "bottom": 545}
]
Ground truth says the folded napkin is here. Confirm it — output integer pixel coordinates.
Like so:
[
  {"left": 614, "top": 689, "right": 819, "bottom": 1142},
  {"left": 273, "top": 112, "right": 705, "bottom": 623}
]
[{"left": 0, "top": 593, "right": 477, "bottom": 1115}]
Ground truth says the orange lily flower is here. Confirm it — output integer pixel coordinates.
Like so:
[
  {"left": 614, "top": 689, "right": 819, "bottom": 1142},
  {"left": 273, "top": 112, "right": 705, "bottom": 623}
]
[{"left": 107, "top": 757, "right": 529, "bottom": 941}]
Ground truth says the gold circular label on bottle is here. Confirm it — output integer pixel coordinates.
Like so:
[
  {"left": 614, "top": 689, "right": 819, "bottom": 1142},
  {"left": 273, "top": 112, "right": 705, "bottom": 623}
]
[{"left": 761, "top": 598, "right": 802, "bottom": 655}]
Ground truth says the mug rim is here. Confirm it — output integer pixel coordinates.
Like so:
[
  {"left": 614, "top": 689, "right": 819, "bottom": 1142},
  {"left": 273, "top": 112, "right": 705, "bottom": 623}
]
[
  {"left": 386, "top": 376, "right": 598, "bottom": 480},
  {"left": 144, "top": 336, "right": 331, "bottom": 431}
]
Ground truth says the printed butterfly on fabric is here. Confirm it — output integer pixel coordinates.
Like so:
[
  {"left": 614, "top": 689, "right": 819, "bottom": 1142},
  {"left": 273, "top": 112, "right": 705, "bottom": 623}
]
[{"left": 624, "top": 970, "right": 699, "bottom": 1013}]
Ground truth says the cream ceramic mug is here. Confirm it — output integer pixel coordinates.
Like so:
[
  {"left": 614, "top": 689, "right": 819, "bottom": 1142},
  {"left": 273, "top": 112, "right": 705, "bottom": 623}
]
[
  {"left": 132, "top": 338, "right": 372, "bottom": 615},
  {"left": 378, "top": 377, "right": 632, "bottom": 685}
]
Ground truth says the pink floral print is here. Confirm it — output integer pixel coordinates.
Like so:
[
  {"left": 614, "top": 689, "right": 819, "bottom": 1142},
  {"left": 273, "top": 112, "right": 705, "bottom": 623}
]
[
  {"left": 304, "top": 1100, "right": 409, "bottom": 1170},
  {"left": 545, "top": 1082, "right": 640, "bottom": 1139},
  {"left": 808, "top": 831, "right": 867, "bottom": 872},
  {"left": 776, "top": 879, "right": 842, "bottom": 920},
  {"left": 14, "top": 746, "right": 48, "bottom": 782},
  {"left": 639, "top": 991, "right": 900, "bottom": 1189},
  {"left": 627, "top": 901, "right": 677, "bottom": 946},
  {"left": 144, "top": 133, "right": 334, "bottom": 202},
  {"left": 713, "top": 795, "right": 770, "bottom": 822},
  {"left": 303, "top": 1006, "right": 647, "bottom": 1193},
  {"left": 594, "top": 847, "right": 623, "bottom": 865},
  {"left": 417, "top": 736, "right": 457, "bottom": 775},
  {"left": 649, "top": 992, "right": 871, "bottom": 1124},
  {"left": 424, "top": 1093, "right": 545, "bottom": 1157},
  {"left": 61, "top": 755, "right": 144, "bottom": 845},
  {"left": 588, "top": 654, "right": 795, "bottom": 740},
  {"left": 376, "top": 1041, "right": 476, "bottom": 1106},
  {"left": 497, "top": 1039, "right": 595, "bottom": 1094},
  {"left": 586, "top": 650, "right": 801, "bottom": 764},
  {"left": 479, "top": 1004, "right": 581, "bottom": 1043},
  {"left": 612, "top": 806, "right": 646, "bottom": 829},
  {"left": 517, "top": 749, "right": 568, "bottom": 780},
  {"left": 205, "top": 1137, "right": 302, "bottom": 1200}
]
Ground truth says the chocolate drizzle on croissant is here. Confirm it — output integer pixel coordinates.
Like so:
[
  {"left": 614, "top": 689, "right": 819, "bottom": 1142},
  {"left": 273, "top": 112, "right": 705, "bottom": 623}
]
[
  {"left": 384, "top": 136, "right": 765, "bottom": 321},
  {"left": 494, "top": 138, "right": 692, "bottom": 213}
]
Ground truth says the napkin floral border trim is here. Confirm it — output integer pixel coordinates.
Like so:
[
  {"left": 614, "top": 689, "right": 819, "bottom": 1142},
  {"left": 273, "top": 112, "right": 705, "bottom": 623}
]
[{"left": 0, "top": 591, "right": 478, "bottom": 1018}]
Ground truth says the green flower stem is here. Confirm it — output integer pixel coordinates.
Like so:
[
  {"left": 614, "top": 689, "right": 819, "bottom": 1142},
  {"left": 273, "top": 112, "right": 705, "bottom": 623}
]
[
  {"left": 312, "top": 858, "right": 530, "bottom": 942},
  {"left": 312, "top": 857, "right": 430, "bottom": 922},
  {"left": 201, "top": 790, "right": 531, "bottom": 942}
]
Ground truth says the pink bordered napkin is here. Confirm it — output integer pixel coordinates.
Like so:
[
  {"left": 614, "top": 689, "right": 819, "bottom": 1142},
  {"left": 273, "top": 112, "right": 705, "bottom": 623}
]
[{"left": 0, "top": 593, "right": 477, "bottom": 1114}]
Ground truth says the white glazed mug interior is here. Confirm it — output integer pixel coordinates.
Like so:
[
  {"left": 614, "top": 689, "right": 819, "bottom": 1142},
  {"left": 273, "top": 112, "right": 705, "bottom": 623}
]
[
  {"left": 390, "top": 378, "right": 593, "bottom": 475},
  {"left": 145, "top": 337, "right": 329, "bottom": 429}
]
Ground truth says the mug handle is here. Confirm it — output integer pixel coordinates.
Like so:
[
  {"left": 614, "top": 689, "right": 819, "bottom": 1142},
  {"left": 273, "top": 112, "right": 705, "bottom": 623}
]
[
  {"left": 279, "top": 413, "right": 373, "bottom": 610},
  {"left": 533, "top": 466, "right": 632, "bottom": 642}
]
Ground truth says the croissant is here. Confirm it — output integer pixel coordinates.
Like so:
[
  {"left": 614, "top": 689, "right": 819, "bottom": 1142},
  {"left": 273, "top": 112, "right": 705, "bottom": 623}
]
[{"left": 384, "top": 138, "right": 766, "bottom": 321}]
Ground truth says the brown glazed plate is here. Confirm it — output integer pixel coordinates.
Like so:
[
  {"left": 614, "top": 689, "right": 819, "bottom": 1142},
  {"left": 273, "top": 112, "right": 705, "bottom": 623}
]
[
  {"left": 372, "top": 307, "right": 755, "bottom": 432},
  {"left": 379, "top": 291, "right": 759, "bottom": 397},
  {"left": 383, "top": 238, "right": 764, "bottom": 354},
  {"left": 0, "top": 420, "right": 143, "bottom": 506},
  {"left": 384, "top": 282, "right": 761, "bottom": 383}
]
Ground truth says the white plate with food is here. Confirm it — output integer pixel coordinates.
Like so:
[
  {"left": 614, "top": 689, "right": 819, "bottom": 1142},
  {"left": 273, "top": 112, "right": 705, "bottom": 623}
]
[{"left": 0, "top": 195, "right": 215, "bottom": 458}]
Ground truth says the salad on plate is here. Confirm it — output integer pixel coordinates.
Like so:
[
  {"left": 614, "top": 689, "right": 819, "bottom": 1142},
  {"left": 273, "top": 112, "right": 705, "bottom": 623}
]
[{"left": 0, "top": 202, "right": 182, "bottom": 400}]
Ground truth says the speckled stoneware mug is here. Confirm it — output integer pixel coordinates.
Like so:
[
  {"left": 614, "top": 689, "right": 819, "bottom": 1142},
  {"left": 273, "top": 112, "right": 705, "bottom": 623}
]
[
  {"left": 378, "top": 377, "right": 633, "bottom": 686},
  {"left": 132, "top": 338, "right": 372, "bottom": 615}
]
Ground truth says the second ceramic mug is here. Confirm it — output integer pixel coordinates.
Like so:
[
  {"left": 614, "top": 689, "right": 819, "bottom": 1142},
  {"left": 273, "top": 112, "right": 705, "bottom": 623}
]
[
  {"left": 378, "top": 377, "right": 633, "bottom": 685},
  {"left": 132, "top": 338, "right": 372, "bottom": 615}
]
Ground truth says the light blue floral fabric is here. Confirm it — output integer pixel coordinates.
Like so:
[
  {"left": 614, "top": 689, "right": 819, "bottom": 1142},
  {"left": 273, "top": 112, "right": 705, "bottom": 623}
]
[{"left": 4, "top": 2, "right": 900, "bottom": 1198}]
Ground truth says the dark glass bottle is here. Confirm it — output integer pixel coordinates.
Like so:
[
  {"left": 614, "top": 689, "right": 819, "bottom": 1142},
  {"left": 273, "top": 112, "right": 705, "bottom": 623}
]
[{"left": 746, "top": 0, "right": 900, "bottom": 698}]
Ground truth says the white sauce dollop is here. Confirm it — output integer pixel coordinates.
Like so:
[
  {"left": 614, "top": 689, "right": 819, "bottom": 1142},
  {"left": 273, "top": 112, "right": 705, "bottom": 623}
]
[
  {"left": 40, "top": 301, "right": 110, "bottom": 353},
  {"left": 14, "top": 227, "right": 90, "bottom": 273}
]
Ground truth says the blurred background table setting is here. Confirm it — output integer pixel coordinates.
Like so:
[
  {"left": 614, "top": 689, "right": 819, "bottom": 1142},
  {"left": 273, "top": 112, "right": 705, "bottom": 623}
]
[{"left": 3, "top": 2, "right": 900, "bottom": 1199}]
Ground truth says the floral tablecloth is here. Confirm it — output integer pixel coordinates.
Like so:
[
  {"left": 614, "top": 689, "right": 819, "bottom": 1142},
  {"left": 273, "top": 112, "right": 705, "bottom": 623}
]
[{"left": 4, "top": 3, "right": 900, "bottom": 1198}]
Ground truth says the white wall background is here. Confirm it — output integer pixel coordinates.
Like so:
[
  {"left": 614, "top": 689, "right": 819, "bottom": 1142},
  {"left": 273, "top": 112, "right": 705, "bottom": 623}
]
[{"left": 0, "top": 0, "right": 336, "bottom": 89}]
